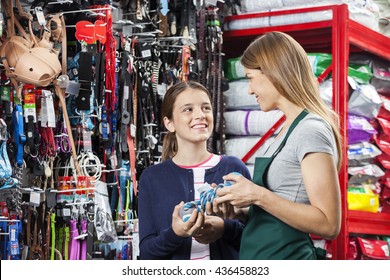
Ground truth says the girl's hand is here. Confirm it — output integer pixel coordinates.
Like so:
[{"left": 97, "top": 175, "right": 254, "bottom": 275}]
[
  {"left": 193, "top": 215, "right": 224, "bottom": 244},
  {"left": 172, "top": 202, "right": 205, "bottom": 237}
]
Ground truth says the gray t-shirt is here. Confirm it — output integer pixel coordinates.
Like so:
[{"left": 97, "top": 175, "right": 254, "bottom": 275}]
[{"left": 263, "top": 113, "right": 338, "bottom": 204}]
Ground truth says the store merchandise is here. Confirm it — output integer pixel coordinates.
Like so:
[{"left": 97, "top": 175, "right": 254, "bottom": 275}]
[
  {"left": 226, "top": 0, "right": 381, "bottom": 33},
  {"left": 180, "top": 172, "right": 240, "bottom": 222},
  {"left": 0, "top": 0, "right": 226, "bottom": 260},
  {"left": 0, "top": 0, "right": 389, "bottom": 261},
  {"left": 222, "top": 3, "right": 390, "bottom": 260}
]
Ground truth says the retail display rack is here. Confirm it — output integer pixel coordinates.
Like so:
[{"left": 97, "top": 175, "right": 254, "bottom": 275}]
[{"left": 223, "top": 4, "right": 390, "bottom": 260}]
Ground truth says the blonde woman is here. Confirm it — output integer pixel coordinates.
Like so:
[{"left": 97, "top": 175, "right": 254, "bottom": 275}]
[{"left": 214, "top": 32, "right": 342, "bottom": 260}]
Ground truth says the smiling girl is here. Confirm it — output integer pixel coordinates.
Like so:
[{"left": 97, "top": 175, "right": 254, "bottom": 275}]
[{"left": 138, "top": 81, "right": 251, "bottom": 260}]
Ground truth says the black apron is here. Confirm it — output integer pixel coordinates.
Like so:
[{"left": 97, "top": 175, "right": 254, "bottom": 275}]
[{"left": 240, "top": 110, "right": 318, "bottom": 260}]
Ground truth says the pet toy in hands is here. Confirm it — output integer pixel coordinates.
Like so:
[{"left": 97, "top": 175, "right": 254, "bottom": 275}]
[{"left": 179, "top": 172, "right": 241, "bottom": 222}]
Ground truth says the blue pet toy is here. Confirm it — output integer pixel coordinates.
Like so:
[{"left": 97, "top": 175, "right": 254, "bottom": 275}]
[{"left": 179, "top": 172, "right": 241, "bottom": 222}]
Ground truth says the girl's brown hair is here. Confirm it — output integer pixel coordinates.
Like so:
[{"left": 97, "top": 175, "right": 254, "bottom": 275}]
[
  {"left": 241, "top": 31, "right": 342, "bottom": 170},
  {"left": 161, "top": 81, "right": 212, "bottom": 161}
]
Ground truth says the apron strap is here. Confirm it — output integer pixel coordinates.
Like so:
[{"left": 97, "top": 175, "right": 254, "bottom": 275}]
[{"left": 270, "top": 110, "right": 308, "bottom": 158}]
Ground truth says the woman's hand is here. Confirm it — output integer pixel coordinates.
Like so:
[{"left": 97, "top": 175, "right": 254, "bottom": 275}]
[
  {"left": 204, "top": 183, "right": 236, "bottom": 219},
  {"left": 209, "top": 200, "right": 236, "bottom": 219},
  {"left": 193, "top": 215, "right": 224, "bottom": 244},
  {"left": 214, "top": 173, "right": 262, "bottom": 208},
  {"left": 172, "top": 202, "right": 205, "bottom": 237}
]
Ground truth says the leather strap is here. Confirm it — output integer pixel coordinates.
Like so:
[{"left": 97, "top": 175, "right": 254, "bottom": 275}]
[
  {"left": 60, "top": 14, "right": 67, "bottom": 75},
  {"left": 95, "top": 51, "right": 105, "bottom": 105},
  {"left": 132, "top": 42, "right": 138, "bottom": 130},
  {"left": 198, "top": 7, "right": 206, "bottom": 84},
  {"left": 26, "top": 116, "right": 35, "bottom": 154},
  {"left": 26, "top": 209, "right": 31, "bottom": 253},
  {"left": 44, "top": 209, "right": 51, "bottom": 259},
  {"left": 137, "top": 0, "right": 142, "bottom": 20},
  {"left": 53, "top": 80, "right": 81, "bottom": 176},
  {"left": 120, "top": 62, "right": 132, "bottom": 154},
  {"left": 215, "top": 24, "right": 223, "bottom": 152},
  {"left": 86, "top": 203, "right": 94, "bottom": 260},
  {"left": 29, "top": 210, "right": 42, "bottom": 260},
  {"left": 181, "top": 0, "right": 197, "bottom": 37},
  {"left": 76, "top": 52, "right": 93, "bottom": 111},
  {"left": 50, "top": 212, "right": 56, "bottom": 260},
  {"left": 78, "top": 52, "right": 93, "bottom": 82},
  {"left": 126, "top": 124, "right": 138, "bottom": 195},
  {"left": 158, "top": 6, "right": 168, "bottom": 37}
]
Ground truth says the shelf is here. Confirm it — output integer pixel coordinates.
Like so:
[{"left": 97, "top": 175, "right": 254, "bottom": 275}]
[
  {"left": 223, "top": 6, "right": 390, "bottom": 61},
  {"left": 348, "top": 211, "right": 390, "bottom": 235},
  {"left": 349, "top": 20, "right": 390, "bottom": 61},
  {"left": 224, "top": 26, "right": 334, "bottom": 58},
  {"left": 222, "top": 3, "right": 390, "bottom": 259}
]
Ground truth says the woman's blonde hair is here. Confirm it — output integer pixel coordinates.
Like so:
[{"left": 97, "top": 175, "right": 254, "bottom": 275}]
[
  {"left": 161, "top": 81, "right": 212, "bottom": 161},
  {"left": 241, "top": 31, "right": 342, "bottom": 170}
]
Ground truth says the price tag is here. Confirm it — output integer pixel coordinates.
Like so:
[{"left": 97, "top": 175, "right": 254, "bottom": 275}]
[
  {"left": 23, "top": 93, "right": 37, "bottom": 123},
  {"left": 30, "top": 192, "right": 41, "bottom": 206},
  {"left": 35, "top": 7, "right": 46, "bottom": 26},
  {"left": 125, "top": 41, "right": 131, "bottom": 52},
  {"left": 43, "top": 90, "right": 56, "bottom": 128}
]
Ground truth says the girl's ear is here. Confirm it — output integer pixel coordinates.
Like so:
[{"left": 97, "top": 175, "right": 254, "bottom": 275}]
[{"left": 163, "top": 117, "right": 175, "bottom": 132}]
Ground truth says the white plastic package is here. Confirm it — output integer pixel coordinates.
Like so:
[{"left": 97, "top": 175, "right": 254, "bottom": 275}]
[{"left": 94, "top": 180, "right": 118, "bottom": 243}]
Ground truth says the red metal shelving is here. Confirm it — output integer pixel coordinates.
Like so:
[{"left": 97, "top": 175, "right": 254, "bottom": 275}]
[
  {"left": 348, "top": 211, "right": 390, "bottom": 236},
  {"left": 348, "top": 20, "right": 390, "bottom": 61},
  {"left": 223, "top": 4, "right": 390, "bottom": 259}
]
